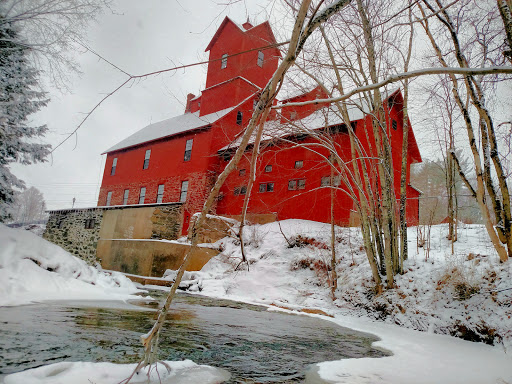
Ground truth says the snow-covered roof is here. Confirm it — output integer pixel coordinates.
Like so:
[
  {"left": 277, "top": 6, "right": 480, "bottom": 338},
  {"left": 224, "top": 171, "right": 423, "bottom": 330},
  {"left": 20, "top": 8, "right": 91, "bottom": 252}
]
[
  {"left": 220, "top": 103, "right": 366, "bottom": 151},
  {"left": 103, "top": 107, "right": 234, "bottom": 154}
]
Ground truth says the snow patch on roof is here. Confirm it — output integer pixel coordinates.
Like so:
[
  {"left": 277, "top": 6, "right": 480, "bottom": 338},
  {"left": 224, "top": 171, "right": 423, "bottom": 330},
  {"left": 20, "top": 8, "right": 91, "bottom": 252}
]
[
  {"left": 221, "top": 104, "right": 366, "bottom": 151},
  {"left": 103, "top": 107, "right": 234, "bottom": 154}
]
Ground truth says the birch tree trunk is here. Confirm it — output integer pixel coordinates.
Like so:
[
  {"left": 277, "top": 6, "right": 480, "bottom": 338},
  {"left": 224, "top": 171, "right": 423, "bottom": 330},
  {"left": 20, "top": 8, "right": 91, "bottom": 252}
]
[{"left": 128, "top": 1, "right": 354, "bottom": 378}]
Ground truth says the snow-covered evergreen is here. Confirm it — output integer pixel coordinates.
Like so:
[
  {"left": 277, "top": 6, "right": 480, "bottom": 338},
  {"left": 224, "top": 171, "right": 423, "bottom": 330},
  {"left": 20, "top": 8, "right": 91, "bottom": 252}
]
[{"left": 0, "top": 18, "right": 50, "bottom": 221}]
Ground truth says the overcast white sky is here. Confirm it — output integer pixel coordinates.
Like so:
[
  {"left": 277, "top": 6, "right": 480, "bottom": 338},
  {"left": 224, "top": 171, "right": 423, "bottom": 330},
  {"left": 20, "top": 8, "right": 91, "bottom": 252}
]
[
  {"left": 12, "top": 0, "right": 279, "bottom": 210},
  {"left": 11, "top": 0, "right": 511, "bottom": 212}
]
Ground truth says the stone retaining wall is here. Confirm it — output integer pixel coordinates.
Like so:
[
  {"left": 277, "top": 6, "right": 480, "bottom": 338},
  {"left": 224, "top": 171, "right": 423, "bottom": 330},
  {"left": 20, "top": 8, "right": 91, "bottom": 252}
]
[{"left": 43, "top": 209, "right": 103, "bottom": 264}]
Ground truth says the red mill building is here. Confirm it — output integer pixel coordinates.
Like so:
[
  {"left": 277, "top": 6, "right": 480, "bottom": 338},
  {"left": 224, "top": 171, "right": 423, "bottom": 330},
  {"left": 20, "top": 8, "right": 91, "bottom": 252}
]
[
  {"left": 44, "top": 17, "right": 421, "bottom": 275},
  {"left": 98, "top": 17, "right": 422, "bottom": 235}
]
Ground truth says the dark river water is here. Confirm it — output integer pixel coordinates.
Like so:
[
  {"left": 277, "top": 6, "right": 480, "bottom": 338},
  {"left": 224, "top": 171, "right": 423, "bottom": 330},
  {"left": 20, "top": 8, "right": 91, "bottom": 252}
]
[{"left": 0, "top": 291, "right": 388, "bottom": 383}]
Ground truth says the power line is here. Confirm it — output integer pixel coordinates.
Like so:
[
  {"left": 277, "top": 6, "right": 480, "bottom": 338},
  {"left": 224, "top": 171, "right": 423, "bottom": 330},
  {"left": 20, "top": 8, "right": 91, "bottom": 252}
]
[{"left": 51, "top": 39, "right": 290, "bottom": 155}]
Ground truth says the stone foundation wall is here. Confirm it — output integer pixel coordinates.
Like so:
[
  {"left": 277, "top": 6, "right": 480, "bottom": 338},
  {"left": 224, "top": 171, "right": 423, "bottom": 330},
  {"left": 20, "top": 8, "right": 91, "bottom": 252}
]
[
  {"left": 150, "top": 204, "right": 183, "bottom": 239},
  {"left": 44, "top": 203, "right": 184, "bottom": 266},
  {"left": 43, "top": 209, "right": 103, "bottom": 264}
]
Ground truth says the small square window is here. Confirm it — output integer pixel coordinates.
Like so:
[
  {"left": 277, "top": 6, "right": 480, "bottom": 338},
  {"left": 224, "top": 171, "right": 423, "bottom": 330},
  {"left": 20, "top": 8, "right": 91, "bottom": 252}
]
[
  {"left": 333, "top": 175, "right": 341, "bottom": 186},
  {"left": 392, "top": 119, "right": 397, "bottom": 130},
  {"left": 123, "top": 189, "right": 129, "bottom": 205},
  {"left": 294, "top": 160, "right": 303, "bottom": 169},
  {"left": 240, "top": 186, "right": 247, "bottom": 195},
  {"left": 321, "top": 176, "right": 330, "bottom": 187},
  {"left": 111, "top": 158, "right": 117, "bottom": 176},
  {"left": 298, "top": 179, "right": 306, "bottom": 190},
  {"left": 139, "top": 187, "right": 146, "bottom": 204},
  {"left": 288, "top": 180, "right": 297, "bottom": 190},
  {"left": 259, "top": 183, "right": 266, "bottom": 193},
  {"left": 221, "top": 53, "right": 228, "bottom": 69},
  {"left": 266, "top": 182, "right": 274, "bottom": 192},
  {"left": 236, "top": 111, "right": 243, "bottom": 125},
  {"left": 143, "top": 149, "right": 151, "bottom": 170},
  {"left": 257, "top": 51, "right": 264, "bottom": 67},
  {"left": 234, "top": 187, "right": 240, "bottom": 196},
  {"left": 239, "top": 169, "right": 246, "bottom": 176},
  {"left": 265, "top": 165, "right": 272, "bottom": 173},
  {"left": 84, "top": 219, "right": 95, "bottom": 229}
]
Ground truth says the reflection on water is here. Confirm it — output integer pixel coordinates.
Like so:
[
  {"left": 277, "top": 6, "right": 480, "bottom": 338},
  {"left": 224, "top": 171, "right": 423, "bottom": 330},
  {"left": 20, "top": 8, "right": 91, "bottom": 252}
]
[{"left": 0, "top": 292, "right": 389, "bottom": 383}]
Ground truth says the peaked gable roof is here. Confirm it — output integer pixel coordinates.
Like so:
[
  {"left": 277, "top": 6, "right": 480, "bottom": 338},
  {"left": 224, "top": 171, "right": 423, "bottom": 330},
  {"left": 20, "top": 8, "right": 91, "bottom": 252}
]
[{"left": 205, "top": 16, "right": 278, "bottom": 53}]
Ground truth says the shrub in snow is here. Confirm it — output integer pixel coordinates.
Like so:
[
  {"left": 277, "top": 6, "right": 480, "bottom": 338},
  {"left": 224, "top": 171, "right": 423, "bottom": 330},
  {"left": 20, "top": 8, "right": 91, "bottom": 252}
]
[{"left": 288, "top": 234, "right": 329, "bottom": 250}]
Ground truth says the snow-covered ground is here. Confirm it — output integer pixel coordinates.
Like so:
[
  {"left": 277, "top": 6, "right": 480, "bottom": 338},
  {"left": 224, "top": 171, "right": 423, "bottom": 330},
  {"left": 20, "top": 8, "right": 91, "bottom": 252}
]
[
  {"left": 3, "top": 360, "right": 230, "bottom": 384},
  {"left": 0, "top": 224, "right": 142, "bottom": 306},
  {"left": 177, "top": 219, "right": 512, "bottom": 383},
  {"left": 2, "top": 220, "right": 512, "bottom": 383}
]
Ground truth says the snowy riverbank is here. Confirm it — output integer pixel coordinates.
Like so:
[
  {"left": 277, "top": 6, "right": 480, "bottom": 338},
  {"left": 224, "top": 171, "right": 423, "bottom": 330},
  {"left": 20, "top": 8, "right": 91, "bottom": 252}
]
[
  {"left": 0, "top": 224, "right": 142, "bottom": 306},
  {"left": 176, "top": 219, "right": 512, "bottom": 383},
  {"left": 2, "top": 220, "right": 511, "bottom": 383}
]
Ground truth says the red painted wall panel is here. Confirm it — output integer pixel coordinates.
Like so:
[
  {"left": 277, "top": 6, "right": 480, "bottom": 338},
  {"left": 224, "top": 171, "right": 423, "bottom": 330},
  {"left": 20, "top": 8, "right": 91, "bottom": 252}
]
[{"left": 98, "top": 19, "right": 421, "bottom": 235}]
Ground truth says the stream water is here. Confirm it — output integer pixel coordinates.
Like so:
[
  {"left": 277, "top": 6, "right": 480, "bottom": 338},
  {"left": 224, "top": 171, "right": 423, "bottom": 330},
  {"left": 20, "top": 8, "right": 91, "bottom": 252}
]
[{"left": 0, "top": 291, "right": 389, "bottom": 383}]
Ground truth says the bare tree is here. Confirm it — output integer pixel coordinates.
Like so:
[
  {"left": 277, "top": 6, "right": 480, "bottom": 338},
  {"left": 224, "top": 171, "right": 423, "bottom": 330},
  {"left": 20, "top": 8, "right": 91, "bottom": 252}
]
[
  {"left": 418, "top": 0, "right": 512, "bottom": 261},
  {"left": 10, "top": 187, "right": 47, "bottom": 223},
  {"left": 0, "top": 0, "right": 111, "bottom": 89},
  {"left": 122, "top": 1, "right": 354, "bottom": 381}
]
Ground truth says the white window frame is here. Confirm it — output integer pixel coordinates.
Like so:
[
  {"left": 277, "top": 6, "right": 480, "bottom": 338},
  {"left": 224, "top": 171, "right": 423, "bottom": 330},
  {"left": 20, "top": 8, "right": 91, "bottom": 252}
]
[
  {"left": 221, "top": 53, "right": 228, "bottom": 69},
  {"left": 143, "top": 149, "right": 151, "bottom": 170},
  {"left": 157, "top": 184, "right": 165, "bottom": 203},
  {"left": 111, "top": 158, "right": 117, "bottom": 176},
  {"left": 184, "top": 139, "right": 193, "bottom": 162},
  {"left": 139, "top": 187, "right": 146, "bottom": 204},
  {"left": 180, "top": 181, "right": 189, "bottom": 202}
]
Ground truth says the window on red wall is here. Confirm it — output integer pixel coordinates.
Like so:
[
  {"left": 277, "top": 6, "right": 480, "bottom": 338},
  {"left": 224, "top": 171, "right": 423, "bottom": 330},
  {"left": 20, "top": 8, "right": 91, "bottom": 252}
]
[
  {"left": 139, "top": 187, "right": 146, "bottom": 204},
  {"left": 239, "top": 169, "right": 246, "bottom": 176},
  {"left": 157, "top": 184, "right": 165, "bottom": 203},
  {"left": 294, "top": 160, "right": 303, "bottom": 169},
  {"left": 221, "top": 53, "right": 228, "bottom": 69},
  {"left": 123, "top": 189, "right": 129, "bottom": 205},
  {"left": 143, "top": 149, "right": 151, "bottom": 169},
  {"left": 289, "top": 179, "right": 305, "bottom": 190},
  {"left": 110, "top": 158, "right": 117, "bottom": 176},
  {"left": 236, "top": 111, "right": 243, "bottom": 125},
  {"left": 106, "top": 191, "right": 112, "bottom": 206},
  {"left": 392, "top": 119, "right": 397, "bottom": 130},
  {"left": 180, "top": 181, "right": 189, "bottom": 202},
  {"left": 265, "top": 165, "right": 272, "bottom": 172},
  {"left": 257, "top": 51, "right": 264, "bottom": 67},
  {"left": 259, "top": 182, "right": 274, "bottom": 192},
  {"left": 184, "top": 139, "right": 193, "bottom": 161}
]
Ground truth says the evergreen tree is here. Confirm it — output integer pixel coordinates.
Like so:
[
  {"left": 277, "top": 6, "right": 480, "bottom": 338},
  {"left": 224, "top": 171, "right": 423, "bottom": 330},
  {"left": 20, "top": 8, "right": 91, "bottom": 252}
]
[{"left": 0, "top": 18, "right": 50, "bottom": 222}]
